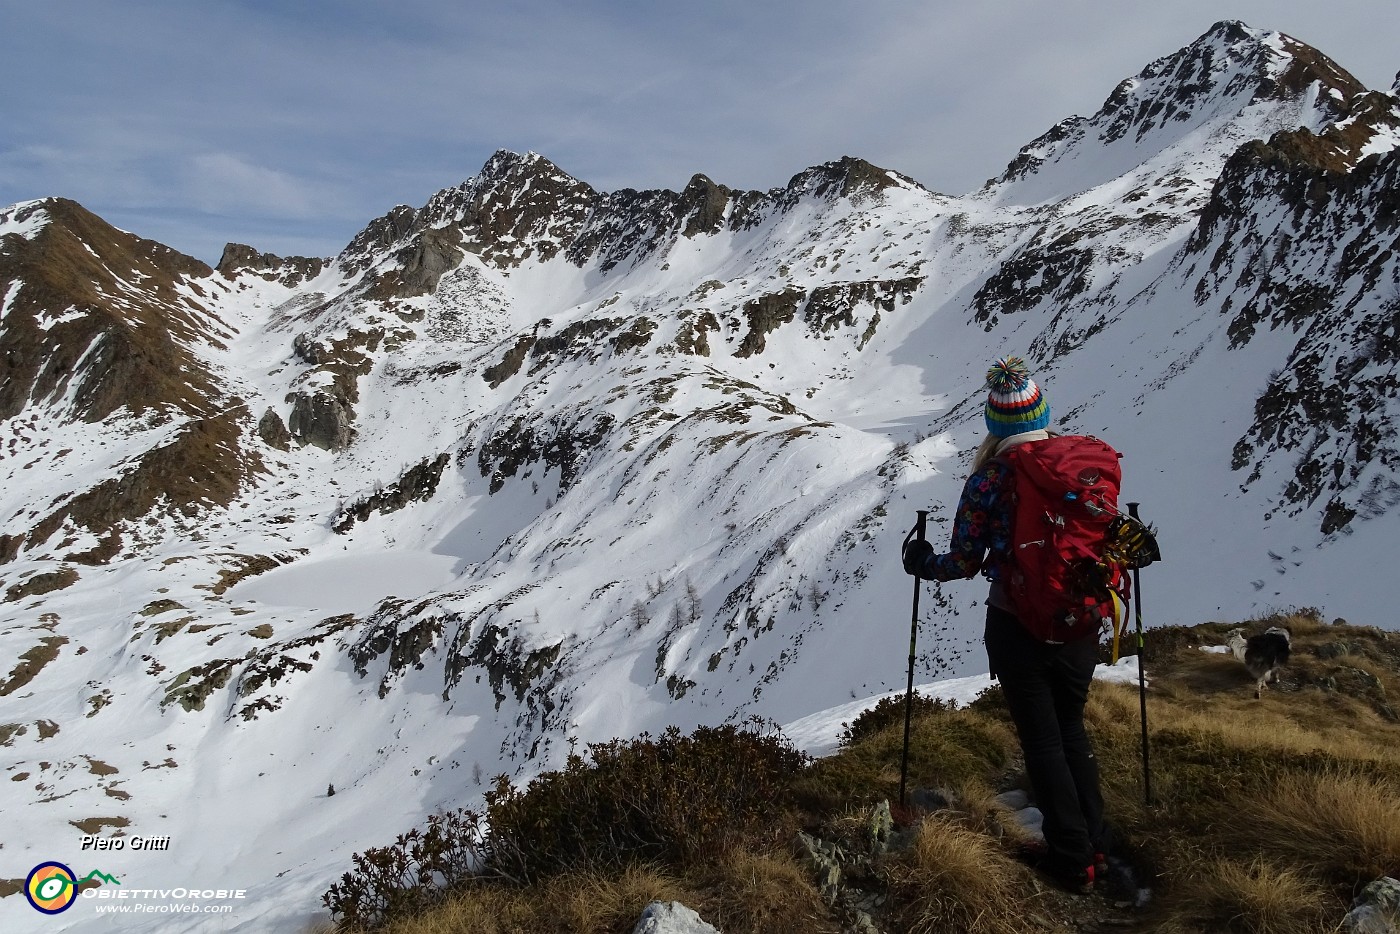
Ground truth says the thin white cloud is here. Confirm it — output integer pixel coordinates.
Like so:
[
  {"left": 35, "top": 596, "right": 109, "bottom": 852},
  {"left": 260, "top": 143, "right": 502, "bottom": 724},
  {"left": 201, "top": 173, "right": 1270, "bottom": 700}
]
[{"left": 185, "top": 153, "right": 320, "bottom": 219}]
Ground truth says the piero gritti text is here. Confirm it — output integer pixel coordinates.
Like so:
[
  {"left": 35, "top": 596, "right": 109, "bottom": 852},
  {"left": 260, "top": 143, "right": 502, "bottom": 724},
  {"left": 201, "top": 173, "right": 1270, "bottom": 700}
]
[{"left": 80, "top": 834, "right": 172, "bottom": 851}]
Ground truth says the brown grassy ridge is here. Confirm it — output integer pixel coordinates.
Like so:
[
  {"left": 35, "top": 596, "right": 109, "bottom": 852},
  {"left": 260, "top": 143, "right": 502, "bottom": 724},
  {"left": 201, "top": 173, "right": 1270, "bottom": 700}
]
[
  {"left": 0, "top": 198, "right": 262, "bottom": 563},
  {"left": 320, "top": 610, "right": 1400, "bottom": 934}
]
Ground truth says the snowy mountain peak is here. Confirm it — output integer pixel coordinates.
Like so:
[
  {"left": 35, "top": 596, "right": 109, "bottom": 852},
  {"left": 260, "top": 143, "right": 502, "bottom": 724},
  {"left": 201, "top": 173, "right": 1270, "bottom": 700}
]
[
  {"left": 985, "top": 20, "right": 1367, "bottom": 205},
  {"left": 1107, "top": 20, "right": 1360, "bottom": 128},
  {"left": 784, "top": 156, "right": 924, "bottom": 202},
  {"left": 475, "top": 148, "right": 575, "bottom": 185},
  {"left": 325, "top": 151, "right": 928, "bottom": 295},
  {"left": 446, "top": 150, "right": 598, "bottom": 266},
  {"left": 342, "top": 148, "right": 600, "bottom": 274}
]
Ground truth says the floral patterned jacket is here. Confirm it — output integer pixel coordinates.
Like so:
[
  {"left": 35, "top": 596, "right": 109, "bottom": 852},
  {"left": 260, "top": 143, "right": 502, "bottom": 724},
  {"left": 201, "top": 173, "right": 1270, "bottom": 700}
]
[{"left": 924, "top": 460, "right": 1014, "bottom": 583}]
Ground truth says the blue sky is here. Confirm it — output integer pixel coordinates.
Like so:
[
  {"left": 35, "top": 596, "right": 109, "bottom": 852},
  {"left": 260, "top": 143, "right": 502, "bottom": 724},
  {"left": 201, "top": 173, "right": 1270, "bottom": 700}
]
[{"left": 3, "top": 1, "right": 1395, "bottom": 264}]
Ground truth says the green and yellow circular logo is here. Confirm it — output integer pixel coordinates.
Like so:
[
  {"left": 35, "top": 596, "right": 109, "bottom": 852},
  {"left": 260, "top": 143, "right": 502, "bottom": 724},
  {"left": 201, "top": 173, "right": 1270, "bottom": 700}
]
[{"left": 25, "top": 861, "right": 78, "bottom": 914}]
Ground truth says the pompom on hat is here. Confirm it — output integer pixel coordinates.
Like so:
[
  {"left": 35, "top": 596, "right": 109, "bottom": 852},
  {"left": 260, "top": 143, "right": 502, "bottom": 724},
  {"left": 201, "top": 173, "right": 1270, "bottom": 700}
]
[{"left": 984, "top": 356, "right": 1050, "bottom": 437}]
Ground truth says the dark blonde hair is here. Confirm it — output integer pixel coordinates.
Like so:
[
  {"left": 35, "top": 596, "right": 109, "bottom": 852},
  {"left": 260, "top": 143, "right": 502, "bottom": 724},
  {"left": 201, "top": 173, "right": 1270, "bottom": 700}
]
[{"left": 970, "top": 429, "right": 1059, "bottom": 474}]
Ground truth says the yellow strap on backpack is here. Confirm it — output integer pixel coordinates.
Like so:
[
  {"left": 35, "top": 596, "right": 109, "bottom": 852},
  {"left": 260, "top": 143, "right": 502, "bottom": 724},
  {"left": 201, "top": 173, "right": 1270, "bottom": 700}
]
[{"left": 1109, "top": 590, "right": 1127, "bottom": 663}]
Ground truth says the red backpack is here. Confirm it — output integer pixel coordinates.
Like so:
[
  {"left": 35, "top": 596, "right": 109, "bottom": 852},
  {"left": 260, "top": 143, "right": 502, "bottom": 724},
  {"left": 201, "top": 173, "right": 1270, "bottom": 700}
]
[{"left": 994, "top": 435, "right": 1130, "bottom": 644}]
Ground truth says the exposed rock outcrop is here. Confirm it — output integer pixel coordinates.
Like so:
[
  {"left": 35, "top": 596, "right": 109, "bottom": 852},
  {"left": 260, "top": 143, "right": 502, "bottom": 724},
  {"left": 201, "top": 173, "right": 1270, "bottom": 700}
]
[
  {"left": 1342, "top": 877, "right": 1400, "bottom": 934},
  {"left": 257, "top": 408, "right": 292, "bottom": 450},
  {"left": 287, "top": 391, "right": 357, "bottom": 451},
  {"left": 332, "top": 454, "right": 452, "bottom": 532},
  {"left": 216, "top": 243, "right": 327, "bottom": 287},
  {"left": 630, "top": 902, "right": 721, "bottom": 934},
  {"left": 735, "top": 289, "right": 806, "bottom": 357}
]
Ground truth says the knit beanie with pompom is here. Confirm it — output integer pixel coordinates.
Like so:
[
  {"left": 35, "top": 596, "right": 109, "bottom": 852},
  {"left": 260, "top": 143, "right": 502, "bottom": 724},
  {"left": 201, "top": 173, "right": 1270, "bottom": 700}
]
[{"left": 984, "top": 356, "right": 1050, "bottom": 437}]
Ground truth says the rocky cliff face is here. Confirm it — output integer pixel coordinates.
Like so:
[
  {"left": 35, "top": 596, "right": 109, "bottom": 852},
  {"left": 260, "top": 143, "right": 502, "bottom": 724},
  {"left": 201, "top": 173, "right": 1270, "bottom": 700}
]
[{"left": 1183, "top": 136, "right": 1400, "bottom": 534}]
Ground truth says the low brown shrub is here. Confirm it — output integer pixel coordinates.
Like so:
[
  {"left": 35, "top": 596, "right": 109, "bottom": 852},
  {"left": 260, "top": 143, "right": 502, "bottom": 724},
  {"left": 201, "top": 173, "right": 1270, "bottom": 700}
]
[
  {"left": 484, "top": 722, "right": 807, "bottom": 883},
  {"left": 839, "top": 691, "right": 954, "bottom": 747},
  {"left": 803, "top": 707, "right": 1015, "bottom": 813},
  {"left": 322, "top": 809, "right": 485, "bottom": 930},
  {"left": 325, "top": 722, "right": 806, "bottom": 929}
]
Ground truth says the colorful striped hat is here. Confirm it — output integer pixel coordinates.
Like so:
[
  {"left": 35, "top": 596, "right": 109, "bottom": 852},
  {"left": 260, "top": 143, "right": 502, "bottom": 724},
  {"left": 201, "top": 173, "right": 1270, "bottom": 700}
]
[{"left": 984, "top": 356, "right": 1050, "bottom": 437}]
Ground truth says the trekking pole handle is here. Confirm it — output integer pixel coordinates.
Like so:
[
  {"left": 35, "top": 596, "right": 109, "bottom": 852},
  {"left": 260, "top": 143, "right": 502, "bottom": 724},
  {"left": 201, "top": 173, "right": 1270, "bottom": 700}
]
[
  {"left": 1127, "top": 502, "right": 1141, "bottom": 520},
  {"left": 904, "top": 510, "right": 930, "bottom": 547},
  {"left": 907, "top": 511, "right": 929, "bottom": 655}
]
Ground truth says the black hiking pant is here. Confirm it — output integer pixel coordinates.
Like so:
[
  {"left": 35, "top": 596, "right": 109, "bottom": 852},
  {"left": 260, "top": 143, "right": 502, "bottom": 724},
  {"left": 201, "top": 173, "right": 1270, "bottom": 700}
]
[{"left": 984, "top": 605, "right": 1104, "bottom": 870}]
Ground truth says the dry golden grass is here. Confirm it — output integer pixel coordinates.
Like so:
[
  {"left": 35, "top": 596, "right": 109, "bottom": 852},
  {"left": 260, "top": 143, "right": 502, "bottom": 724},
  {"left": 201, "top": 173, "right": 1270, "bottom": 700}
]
[
  {"left": 371, "top": 885, "right": 534, "bottom": 934},
  {"left": 363, "top": 865, "right": 697, "bottom": 934},
  {"left": 1165, "top": 857, "right": 1334, "bottom": 934},
  {"left": 936, "top": 774, "right": 1040, "bottom": 846},
  {"left": 1205, "top": 708, "right": 1391, "bottom": 762},
  {"left": 1083, "top": 680, "right": 1144, "bottom": 737},
  {"left": 368, "top": 850, "right": 836, "bottom": 934},
  {"left": 1094, "top": 624, "right": 1400, "bottom": 769},
  {"left": 1084, "top": 618, "right": 1400, "bottom": 931},
  {"left": 695, "top": 847, "right": 838, "bottom": 934},
  {"left": 825, "top": 802, "right": 885, "bottom": 847},
  {"left": 1122, "top": 686, "right": 1400, "bottom": 766},
  {"left": 1268, "top": 610, "right": 1330, "bottom": 637},
  {"left": 885, "top": 816, "right": 1026, "bottom": 934},
  {"left": 545, "top": 865, "right": 698, "bottom": 934},
  {"left": 1220, "top": 768, "right": 1400, "bottom": 882}
]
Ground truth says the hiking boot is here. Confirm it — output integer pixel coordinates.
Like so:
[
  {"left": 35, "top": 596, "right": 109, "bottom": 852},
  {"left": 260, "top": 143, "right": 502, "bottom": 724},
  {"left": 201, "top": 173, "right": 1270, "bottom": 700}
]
[
  {"left": 1047, "top": 860, "right": 1095, "bottom": 895},
  {"left": 1032, "top": 853, "right": 1095, "bottom": 894},
  {"left": 1014, "top": 843, "right": 1096, "bottom": 895}
]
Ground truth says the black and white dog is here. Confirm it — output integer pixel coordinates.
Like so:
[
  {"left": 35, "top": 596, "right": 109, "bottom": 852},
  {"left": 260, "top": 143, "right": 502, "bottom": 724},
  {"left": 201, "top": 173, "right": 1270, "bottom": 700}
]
[{"left": 1225, "top": 627, "right": 1292, "bottom": 699}]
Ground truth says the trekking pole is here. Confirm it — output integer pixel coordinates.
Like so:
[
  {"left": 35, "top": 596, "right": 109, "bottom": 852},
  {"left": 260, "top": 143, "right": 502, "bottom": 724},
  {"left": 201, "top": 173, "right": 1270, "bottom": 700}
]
[
  {"left": 898, "top": 510, "right": 929, "bottom": 809},
  {"left": 1128, "top": 502, "right": 1151, "bottom": 807}
]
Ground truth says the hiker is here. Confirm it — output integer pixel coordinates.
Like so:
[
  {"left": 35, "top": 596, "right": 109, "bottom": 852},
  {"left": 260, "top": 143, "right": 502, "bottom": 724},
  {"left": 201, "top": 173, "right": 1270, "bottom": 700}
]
[{"left": 901, "top": 357, "right": 1108, "bottom": 894}]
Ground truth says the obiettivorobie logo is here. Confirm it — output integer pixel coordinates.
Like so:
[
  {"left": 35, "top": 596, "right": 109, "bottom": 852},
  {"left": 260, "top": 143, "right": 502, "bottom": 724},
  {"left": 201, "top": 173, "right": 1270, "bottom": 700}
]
[{"left": 24, "top": 862, "right": 121, "bottom": 914}]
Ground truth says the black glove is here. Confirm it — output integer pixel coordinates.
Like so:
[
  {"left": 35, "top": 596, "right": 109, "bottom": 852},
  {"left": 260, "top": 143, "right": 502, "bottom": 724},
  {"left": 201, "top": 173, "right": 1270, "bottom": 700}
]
[{"left": 902, "top": 539, "right": 934, "bottom": 578}]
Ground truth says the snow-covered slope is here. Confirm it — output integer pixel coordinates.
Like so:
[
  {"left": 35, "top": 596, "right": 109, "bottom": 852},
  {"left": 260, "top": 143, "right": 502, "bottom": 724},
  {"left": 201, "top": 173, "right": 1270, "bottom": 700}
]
[{"left": 1, "top": 21, "right": 1397, "bottom": 932}]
